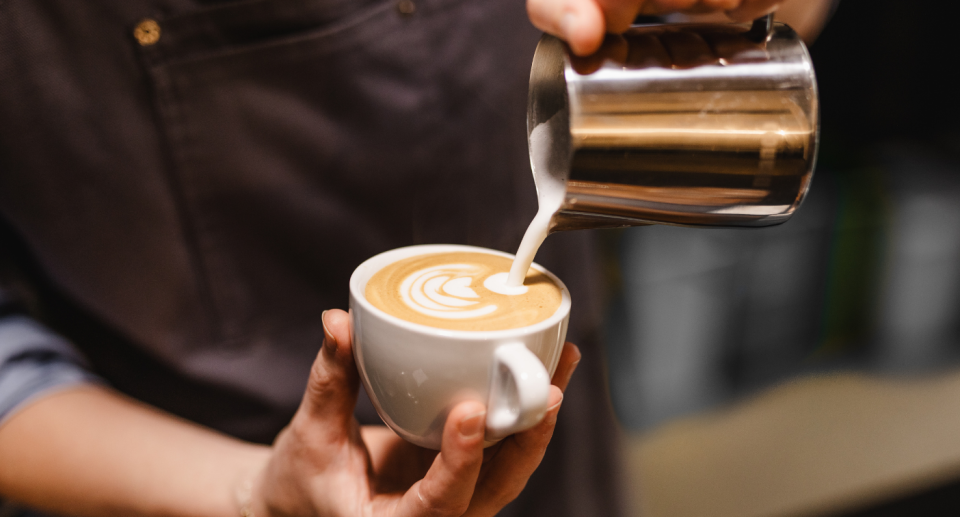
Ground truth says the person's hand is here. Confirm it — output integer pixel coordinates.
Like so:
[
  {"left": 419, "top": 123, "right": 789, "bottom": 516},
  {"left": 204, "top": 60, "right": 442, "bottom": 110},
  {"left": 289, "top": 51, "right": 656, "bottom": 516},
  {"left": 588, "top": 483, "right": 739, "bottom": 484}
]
[
  {"left": 527, "top": 0, "right": 787, "bottom": 55},
  {"left": 249, "top": 309, "right": 581, "bottom": 517}
]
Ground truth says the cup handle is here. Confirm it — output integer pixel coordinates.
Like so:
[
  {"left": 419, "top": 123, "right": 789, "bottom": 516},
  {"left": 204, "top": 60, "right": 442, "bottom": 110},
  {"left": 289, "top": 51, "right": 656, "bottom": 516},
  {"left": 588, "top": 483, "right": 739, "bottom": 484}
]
[{"left": 485, "top": 342, "right": 550, "bottom": 440}]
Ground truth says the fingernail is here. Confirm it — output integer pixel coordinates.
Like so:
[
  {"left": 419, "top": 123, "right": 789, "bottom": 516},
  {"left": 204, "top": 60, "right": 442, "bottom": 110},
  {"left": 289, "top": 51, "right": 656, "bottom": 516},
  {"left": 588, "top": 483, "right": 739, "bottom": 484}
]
[
  {"left": 560, "top": 13, "right": 578, "bottom": 42},
  {"left": 459, "top": 411, "right": 486, "bottom": 438},
  {"left": 321, "top": 310, "right": 337, "bottom": 353},
  {"left": 546, "top": 394, "right": 563, "bottom": 425}
]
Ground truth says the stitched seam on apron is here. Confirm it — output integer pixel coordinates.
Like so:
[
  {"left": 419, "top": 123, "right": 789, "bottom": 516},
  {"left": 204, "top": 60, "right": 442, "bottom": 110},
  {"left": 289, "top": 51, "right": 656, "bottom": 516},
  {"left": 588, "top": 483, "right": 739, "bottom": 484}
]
[{"left": 134, "top": 39, "right": 229, "bottom": 348}]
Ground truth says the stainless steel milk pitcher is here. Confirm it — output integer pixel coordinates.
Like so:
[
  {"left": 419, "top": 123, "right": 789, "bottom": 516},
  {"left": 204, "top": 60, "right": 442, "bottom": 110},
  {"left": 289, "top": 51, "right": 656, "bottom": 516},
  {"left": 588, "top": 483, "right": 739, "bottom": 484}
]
[{"left": 528, "top": 16, "right": 819, "bottom": 231}]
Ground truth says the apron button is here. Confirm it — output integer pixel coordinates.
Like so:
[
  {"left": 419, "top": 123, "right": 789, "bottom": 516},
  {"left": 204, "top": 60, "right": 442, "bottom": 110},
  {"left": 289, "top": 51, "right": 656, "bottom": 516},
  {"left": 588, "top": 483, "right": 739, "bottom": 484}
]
[
  {"left": 134, "top": 19, "right": 161, "bottom": 46},
  {"left": 396, "top": 0, "right": 416, "bottom": 16}
]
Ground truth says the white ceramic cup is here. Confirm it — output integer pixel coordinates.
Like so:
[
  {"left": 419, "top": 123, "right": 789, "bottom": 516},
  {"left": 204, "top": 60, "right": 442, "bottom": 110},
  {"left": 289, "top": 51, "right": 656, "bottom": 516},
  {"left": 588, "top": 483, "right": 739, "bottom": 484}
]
[{"left": 349, "top": 244, "right": 571, "bottom": 449}]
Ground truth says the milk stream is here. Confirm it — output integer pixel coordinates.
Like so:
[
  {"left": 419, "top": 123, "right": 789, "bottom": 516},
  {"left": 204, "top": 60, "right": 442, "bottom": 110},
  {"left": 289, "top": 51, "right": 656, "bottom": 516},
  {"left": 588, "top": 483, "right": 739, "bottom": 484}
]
[{"left": 506, "top": 113, "right": 567, "bottom": 287}]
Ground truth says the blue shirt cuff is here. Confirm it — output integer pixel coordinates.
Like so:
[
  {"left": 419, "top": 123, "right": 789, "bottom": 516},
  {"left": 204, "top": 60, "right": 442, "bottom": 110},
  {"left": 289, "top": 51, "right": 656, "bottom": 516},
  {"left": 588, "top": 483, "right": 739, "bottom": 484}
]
[{"left": 0, "top": 315, "right": 103, "bottom": 425}]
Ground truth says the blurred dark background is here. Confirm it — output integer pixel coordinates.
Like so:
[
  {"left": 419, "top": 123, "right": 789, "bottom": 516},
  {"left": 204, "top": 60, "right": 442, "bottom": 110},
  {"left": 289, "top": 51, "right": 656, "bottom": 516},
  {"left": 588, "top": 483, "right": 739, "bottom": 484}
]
[{"left": 606, "top": 1, "right": 960, "bottom": 515}]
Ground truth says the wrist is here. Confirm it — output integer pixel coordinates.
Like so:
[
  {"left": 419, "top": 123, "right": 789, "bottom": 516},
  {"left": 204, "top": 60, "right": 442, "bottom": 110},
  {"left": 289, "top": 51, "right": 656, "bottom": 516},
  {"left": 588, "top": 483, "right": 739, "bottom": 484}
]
[
  {"left": 231, "top": 446, "right": 272, "bottom": 517},
  {"left": 234, "top": 473, "right": 258, "bottom": 517}
]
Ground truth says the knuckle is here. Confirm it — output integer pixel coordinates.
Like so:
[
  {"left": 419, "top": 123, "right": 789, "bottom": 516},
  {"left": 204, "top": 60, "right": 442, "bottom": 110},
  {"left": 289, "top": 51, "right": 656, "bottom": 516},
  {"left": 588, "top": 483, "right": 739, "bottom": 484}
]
[
  {"left": 304, "top": 380, "right": 326, "bottom": 406},
  {"left": 306, "top": 363, "right": 334, "bottom": 400},
  {"left": 441, "top": 436, "right": 482, "bottom": 467},
  {"left": 286, "top": 415, "right": 318, "bottom": 449},
  {"left": 451, "top": 452, "right": 482, "bottom": 472},
  {"left": 420, "top": 491, "right": 470, "bottom": 517}
]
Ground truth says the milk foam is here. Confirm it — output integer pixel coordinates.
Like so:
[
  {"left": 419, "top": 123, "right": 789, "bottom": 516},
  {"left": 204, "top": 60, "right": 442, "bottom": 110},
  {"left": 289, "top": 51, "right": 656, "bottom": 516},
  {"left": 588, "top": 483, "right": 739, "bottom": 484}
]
[
  {"left": 400, "top": 264, "right": 498, "bottom": 319},
  {"left": 365, "top": 252, "right": 562, "bottom": 331},
  {"left": 507, "top": 111, "right": 569, "bottom": 286},
  {"left": 484, "top": 272, "right": 529, "bottom": 295}
]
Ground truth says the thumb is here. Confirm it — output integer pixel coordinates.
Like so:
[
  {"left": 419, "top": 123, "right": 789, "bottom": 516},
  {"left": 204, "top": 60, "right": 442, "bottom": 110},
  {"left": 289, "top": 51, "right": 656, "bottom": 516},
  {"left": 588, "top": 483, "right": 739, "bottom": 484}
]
[
  {"left": 527, "top": 0, "right": 606, "bottom": 56},
  {"left": 297, "top": 309, "right": 359, "bottom": 435}
]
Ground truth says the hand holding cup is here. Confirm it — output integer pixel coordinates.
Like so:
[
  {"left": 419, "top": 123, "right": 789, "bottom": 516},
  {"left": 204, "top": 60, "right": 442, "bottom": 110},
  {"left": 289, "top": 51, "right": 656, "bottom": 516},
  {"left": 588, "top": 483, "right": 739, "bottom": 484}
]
[{"left": 249, "top": 309, "right": 580, "bottom": 517}]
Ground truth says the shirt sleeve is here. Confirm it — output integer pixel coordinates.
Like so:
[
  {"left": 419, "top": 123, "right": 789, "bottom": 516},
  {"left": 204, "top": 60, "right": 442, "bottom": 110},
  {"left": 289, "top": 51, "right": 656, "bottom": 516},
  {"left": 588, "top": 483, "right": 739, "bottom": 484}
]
[{"left": 0, "top": 312, "right": 104, "bottom": 426}]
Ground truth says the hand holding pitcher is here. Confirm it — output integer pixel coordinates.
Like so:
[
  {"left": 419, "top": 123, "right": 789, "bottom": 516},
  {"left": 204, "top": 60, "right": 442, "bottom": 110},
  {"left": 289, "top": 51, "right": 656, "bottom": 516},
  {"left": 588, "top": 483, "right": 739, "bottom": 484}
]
[{"left": 526, "top": 0, "right": 790, "bottom": 55}]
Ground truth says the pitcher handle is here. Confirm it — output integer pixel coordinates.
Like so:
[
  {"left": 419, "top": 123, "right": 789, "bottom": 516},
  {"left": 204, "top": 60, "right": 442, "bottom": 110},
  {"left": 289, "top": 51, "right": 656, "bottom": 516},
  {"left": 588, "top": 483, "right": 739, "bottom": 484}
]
[{"left": 747, "top": 12, "right": 775, "bottom": 43}]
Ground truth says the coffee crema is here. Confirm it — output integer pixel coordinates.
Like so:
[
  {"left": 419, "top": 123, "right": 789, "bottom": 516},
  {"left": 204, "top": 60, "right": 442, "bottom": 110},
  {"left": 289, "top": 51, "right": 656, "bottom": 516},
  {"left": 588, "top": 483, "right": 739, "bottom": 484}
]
[{"left": 365, "top": 252, "right": 562, "bottom": 331}]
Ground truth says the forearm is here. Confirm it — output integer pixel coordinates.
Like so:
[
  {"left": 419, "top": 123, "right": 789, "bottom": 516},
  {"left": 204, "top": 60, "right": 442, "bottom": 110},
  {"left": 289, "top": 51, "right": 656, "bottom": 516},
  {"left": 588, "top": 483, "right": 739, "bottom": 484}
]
[{"left": 0, "top": 385, "right": 271, "bottom": 517}]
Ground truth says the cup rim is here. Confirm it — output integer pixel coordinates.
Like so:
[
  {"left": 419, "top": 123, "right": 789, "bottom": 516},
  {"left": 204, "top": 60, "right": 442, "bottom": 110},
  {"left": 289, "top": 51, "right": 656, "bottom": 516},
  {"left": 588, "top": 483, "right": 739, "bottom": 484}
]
[{"left": 349, "top": 244, "right": 571, "bottom": 340}]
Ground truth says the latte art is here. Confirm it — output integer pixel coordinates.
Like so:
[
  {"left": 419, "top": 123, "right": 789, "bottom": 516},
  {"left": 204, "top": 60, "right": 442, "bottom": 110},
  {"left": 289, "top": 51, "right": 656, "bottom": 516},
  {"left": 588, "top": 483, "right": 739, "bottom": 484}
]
[
  {"left": 365, "top": 252, "right": 562, "bottom": 331},
  {"left": 401, "top": 264, "right": 498, "bottom": 319}
]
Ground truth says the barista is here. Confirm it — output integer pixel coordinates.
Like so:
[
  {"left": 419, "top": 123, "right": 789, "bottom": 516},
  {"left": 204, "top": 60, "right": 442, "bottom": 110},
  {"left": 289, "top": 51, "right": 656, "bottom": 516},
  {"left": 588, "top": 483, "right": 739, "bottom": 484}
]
[{"left": 0, "top": 0, "right": 823, "bottom": 516}]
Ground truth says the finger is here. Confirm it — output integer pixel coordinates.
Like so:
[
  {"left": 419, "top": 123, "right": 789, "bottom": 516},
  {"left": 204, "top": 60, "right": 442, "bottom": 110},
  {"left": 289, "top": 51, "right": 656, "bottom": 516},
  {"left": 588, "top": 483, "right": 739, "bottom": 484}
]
[
  {"left": 395, "top": 401, "right": 486, "bottom": 517},
  {"left": 462, "top": 386, "right": 564, "bottom": 516},
  {"left": 362, "top": 426, "right": 438, "bottom": 493},
  {"left": 568, "top": 34, "right": 629, "bottom": 74},
  {"left": 725, "top": 0, "right": 782, "bottom": 22},
  {"left": 638, "top": 0, "right": 699, "bottom": 16},
  {"left": 295, "top": 309, "right": 359, "bottom": 436},
  {"left": 699, "top": 0, "right": 741, "bottom": 10},
  {"left": 550, "top": 342, "right": 581, "bottom": 393},
  {"left": 595, "top": 0, "right": 641, "bottom": 34},
  {"left": 527, "top": 0, "right": 606, "bottom": 56}
]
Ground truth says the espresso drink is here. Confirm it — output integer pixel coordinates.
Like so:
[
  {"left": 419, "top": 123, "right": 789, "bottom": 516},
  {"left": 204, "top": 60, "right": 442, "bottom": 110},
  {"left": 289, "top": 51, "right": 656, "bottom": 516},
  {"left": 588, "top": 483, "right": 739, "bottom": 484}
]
[{"left": 365, "top": 252, "right": 562, "bottom": 331}]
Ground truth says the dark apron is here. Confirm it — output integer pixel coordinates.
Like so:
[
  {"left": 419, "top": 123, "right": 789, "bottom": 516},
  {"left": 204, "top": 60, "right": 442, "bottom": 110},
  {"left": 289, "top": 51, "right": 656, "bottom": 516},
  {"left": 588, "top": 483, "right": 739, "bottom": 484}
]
[{"left": 0, "top": 0, "right": 625, "bottom": 514}]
